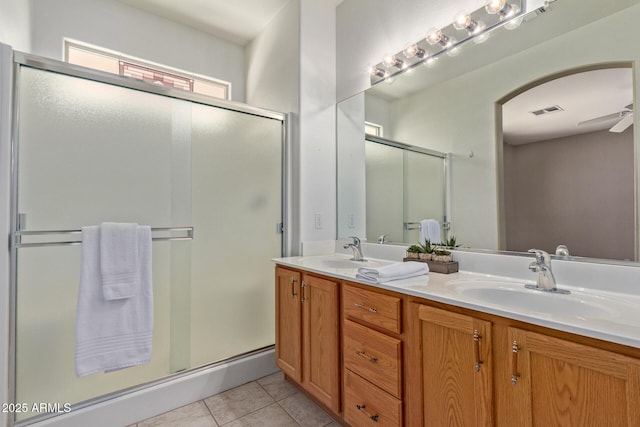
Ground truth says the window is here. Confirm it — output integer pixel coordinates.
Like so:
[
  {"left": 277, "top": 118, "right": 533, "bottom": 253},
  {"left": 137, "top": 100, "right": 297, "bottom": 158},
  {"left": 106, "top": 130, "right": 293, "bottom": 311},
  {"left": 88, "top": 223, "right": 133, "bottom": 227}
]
[
  {"left": 365, "top": 121, "right": 383, "bottom": 137},
  {"left": 64, "top": 40, "right": 231, "bottom": 100}
]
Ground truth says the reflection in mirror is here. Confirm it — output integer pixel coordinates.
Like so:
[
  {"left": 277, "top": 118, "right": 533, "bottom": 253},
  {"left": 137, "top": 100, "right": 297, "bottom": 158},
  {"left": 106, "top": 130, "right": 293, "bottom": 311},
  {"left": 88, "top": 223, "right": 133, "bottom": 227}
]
[
  {"left": 336, "top": 0, "right": 640, "bottom": 265},
  {"left": 363, "top": 135, "right": 447, "bottom": 244},
  {"left": 501, "top": 66, "right": 635, "bottom": 261}
]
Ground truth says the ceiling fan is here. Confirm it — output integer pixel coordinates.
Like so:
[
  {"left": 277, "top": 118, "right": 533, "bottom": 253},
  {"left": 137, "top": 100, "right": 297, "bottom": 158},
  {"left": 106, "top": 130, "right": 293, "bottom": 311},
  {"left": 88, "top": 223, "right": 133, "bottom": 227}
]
[{"left": 578, "top": 103, "right": 634, "bottom": 133}]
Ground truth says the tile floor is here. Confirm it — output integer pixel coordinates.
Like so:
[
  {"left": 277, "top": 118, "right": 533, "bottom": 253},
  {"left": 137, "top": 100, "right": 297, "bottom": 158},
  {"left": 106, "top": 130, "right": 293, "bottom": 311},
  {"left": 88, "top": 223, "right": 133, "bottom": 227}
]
[{"left": 132, "top": 371, "right": 340, "bottom": 426}]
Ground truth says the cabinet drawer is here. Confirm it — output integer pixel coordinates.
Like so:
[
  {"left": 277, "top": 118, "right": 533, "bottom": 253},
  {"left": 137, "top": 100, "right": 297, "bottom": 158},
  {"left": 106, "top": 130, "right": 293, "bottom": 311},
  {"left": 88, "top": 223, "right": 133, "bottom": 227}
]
[
  {"left": 343, "top": 284, "right": 401, "bottom": 334},
  {"left": 343, "top": 319, "right": 402, "bottom": 398},
  {"left": 344, "top": 370, "right": 402, "bottom": 427}
]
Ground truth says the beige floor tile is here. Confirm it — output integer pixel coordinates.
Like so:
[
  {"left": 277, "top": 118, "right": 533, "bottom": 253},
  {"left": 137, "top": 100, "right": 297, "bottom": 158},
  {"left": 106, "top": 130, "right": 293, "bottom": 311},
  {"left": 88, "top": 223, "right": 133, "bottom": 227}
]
[
  {"left": 223, "top": 403, "right": 299, "bottom": 427},
  {"left": 257, "top": 372, "right": 298, "bottom": 401},
  {"left": 204, "top": 381, "right": 274, "bottom": 425},
  {"left": 137, "top": 401, "right": 217, "bottom": 427},
  {"left": 279, "top": 393, "right": 334, "bottom": 427}
]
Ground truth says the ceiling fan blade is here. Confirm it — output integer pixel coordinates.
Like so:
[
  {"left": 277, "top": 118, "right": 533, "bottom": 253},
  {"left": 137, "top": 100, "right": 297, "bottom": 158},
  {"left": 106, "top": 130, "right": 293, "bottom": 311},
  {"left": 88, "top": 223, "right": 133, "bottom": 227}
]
[
  {"left": 577, "top": 112, "right": 621, "bottom": 127},
  {"left": 610, "top": 112, "right": 634, "bottom": 133}
]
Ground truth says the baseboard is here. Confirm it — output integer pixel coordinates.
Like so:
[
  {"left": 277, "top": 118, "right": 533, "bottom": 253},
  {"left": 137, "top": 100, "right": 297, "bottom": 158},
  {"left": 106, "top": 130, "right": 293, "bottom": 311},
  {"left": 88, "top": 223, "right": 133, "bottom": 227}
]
[{"left": 26, "top": 348, "right": 278, "bottom": 427}]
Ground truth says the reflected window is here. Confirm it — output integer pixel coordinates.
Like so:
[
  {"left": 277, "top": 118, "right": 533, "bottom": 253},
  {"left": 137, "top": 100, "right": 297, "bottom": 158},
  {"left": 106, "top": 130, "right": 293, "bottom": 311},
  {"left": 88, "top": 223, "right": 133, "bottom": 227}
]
[
  {"left": 365, "top": 121, "right": 383, "bottom": 137},
  {"left": 65, "top": 40, "right": 231, "bottom": 100}
]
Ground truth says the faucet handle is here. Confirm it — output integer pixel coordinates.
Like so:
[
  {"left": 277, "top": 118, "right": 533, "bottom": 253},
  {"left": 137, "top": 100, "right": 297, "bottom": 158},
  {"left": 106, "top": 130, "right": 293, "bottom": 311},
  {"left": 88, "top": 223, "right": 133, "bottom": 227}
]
[
  {"left": 349, "top": 236, "right": 361, "bottom": 246},
  {"left": 528, "top": 249, "right": 550, "bottom": 265}
]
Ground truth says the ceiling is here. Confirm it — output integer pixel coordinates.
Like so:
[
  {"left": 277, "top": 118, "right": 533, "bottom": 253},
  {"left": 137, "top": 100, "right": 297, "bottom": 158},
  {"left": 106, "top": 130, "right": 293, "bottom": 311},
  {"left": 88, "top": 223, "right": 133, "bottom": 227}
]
[
  {"left": 503, "top": 68, "right": 633, "bottom": 145},
  {"left": 117, "top": 0, "right": 292, "bottom": 45}
]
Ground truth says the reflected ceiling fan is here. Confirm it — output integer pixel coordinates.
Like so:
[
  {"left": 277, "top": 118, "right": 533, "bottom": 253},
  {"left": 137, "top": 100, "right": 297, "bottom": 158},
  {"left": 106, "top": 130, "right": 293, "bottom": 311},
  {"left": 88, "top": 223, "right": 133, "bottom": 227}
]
[{"left": 578, "top": 103, "right": 634, "bottom": 133}]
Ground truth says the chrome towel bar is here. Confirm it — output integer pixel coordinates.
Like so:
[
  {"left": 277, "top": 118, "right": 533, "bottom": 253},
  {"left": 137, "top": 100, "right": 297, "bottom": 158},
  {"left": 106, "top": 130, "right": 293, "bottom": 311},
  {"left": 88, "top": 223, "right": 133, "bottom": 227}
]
[{"left": 12, "top": 226, "right": 194, "bottom": 248}]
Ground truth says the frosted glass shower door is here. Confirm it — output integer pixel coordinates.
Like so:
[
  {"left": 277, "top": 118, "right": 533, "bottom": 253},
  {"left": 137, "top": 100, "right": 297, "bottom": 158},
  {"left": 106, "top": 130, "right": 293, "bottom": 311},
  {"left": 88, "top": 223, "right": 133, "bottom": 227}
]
[
  {"left": 14, "top": 66, "right": 189, "bottom": 414},
  {"left": 189, "top": 104, "right": 282, "bottom": 367}
]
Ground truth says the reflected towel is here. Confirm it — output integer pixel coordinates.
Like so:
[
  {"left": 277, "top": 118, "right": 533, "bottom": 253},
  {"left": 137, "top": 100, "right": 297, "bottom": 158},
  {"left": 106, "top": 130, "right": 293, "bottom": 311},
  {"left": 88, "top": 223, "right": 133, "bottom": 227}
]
[
  {"left": 75, "top": 225, "right": 153, "bottom": 377},
  {"left": 420, "top": 219, "right": 441, "bottom": 244},
  {"left": 100, "top": 222, "right": 139, "bottom": 300},
  {"left": 356, "top": 261, "right": 429, "bottom": 284}
]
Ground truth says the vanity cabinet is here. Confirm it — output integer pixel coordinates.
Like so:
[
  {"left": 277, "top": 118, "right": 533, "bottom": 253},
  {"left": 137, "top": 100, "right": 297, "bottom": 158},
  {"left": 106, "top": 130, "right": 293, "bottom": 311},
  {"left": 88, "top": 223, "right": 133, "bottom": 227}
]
[
  {"left": 500, "top": 327, "right": 640, "bottom": 427},
  {"left": 342, "top": 282, "right": 404, "bottom": 427},
  {"left": 276, "top": 264, "right": 640, "bottom": 426},
  {"left": 274, "top": 267, "right": 340, "bottom": 413},
  {"left": 407, "top": 303, "right": 493, "bottom": 426}
]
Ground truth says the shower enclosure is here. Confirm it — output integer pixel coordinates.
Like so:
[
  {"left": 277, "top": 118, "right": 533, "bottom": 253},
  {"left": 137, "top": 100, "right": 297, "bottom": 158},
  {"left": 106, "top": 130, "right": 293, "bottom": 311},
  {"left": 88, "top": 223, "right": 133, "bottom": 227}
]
[{"left": 8, "top": 53, "right": 286, "bottom": 425}]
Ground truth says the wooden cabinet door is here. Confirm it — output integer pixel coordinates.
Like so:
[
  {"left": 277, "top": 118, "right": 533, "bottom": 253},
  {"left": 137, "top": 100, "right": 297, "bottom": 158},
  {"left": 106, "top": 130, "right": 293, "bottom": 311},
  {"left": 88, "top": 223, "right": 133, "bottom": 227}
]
[
  {"left": 509, "top": 328, "right": 640, "bottom": 427},
  {"left": 302, "top": 274, "right": 341, "bottom": 413},
  {"left": 415, "top": 304, "right": 494, "bottom": 426},
  {"left": 275, "top": 267, "right": 302, "bottom": 382}
]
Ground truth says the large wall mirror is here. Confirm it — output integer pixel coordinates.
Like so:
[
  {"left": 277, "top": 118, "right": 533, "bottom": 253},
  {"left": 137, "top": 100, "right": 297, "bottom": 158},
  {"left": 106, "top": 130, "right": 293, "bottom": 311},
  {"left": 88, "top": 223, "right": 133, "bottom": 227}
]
[{"left": 337, "top": 0, "right": 640, "bottom": 264}]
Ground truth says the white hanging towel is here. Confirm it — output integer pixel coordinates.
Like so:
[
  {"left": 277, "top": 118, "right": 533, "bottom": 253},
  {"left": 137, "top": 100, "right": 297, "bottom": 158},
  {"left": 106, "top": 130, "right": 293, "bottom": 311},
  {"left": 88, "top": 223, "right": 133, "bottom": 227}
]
[
  {"left": 100, "top": 222, "right": 139, "bottom": 300},
  {"left": 419, "top": 219, "right": 430, "bottom": 244},
  {"left": 426, "top": 219, "right": 441, "bottom": 244},
  {"left": 75, "top": 224, "right": 153, "bottom": 377},
  {"left": 419, "top": 219, "right": 441, "bottom": 244}
]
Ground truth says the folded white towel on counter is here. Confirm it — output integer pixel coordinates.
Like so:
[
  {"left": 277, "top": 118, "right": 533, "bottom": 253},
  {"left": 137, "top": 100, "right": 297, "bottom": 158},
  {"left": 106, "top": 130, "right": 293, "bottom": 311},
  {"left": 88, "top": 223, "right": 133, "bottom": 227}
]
[
  {"left": 100, "top": 222, "right": 139, "bottom": 300},
  {"left": 356, "top": 261, "right": 429, "bottom": 284},
  {"left": 75, "top": 225, "right": 153, "bottom": 377}
]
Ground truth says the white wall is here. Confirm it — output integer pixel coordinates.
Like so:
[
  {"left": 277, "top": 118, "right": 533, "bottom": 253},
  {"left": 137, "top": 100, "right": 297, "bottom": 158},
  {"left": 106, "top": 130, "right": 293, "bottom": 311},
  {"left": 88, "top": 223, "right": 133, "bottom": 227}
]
[
  {"left": 298, "top": 0, "right": 338, "bottom": 247},
  {"left": 247, "top": 0, "right": 337, "bottom": 254},
  {"left": 246, "top": 0, "right": 301, "bottom": 254},
  {"left": 29, "top": 0, "right": 247, "bottom": 102},
  {"left": 0, "top": 0, "right": 30, "bottom": 52}
]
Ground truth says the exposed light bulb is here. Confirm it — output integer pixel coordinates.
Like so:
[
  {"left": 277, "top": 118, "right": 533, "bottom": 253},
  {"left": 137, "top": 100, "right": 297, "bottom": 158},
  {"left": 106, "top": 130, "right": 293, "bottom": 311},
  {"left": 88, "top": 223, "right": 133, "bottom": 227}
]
[
  {"left": 426, "top": 28, "right": 452, "bottom": 47},
  {"left": 368, "top": 66, "right": 386, "bottom": 79},
  {"left": 485, "top": 0, "right": 520, "bottom": 18},
  {"left": 403, "top": 42, "right": 426, "bottom": 59},
  {"left": 382, "top": 53, "right": 405, "bottom": 69},
  {"left": 452, "top": 11, "right": 483, "bottom": 34}
]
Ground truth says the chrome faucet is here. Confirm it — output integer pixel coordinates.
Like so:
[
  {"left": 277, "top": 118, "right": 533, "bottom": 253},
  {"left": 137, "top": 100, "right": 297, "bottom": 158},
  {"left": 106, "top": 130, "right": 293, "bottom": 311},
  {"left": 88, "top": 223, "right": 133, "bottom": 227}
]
[
  {"left": 344, "top": 236, "right": 366, "bottom": 261},
  {"left": 526, "top": 249, "right": 569, "bottom": 294},
  {"left": 377, "top": 234, "right": 390, "bottom": 244}
]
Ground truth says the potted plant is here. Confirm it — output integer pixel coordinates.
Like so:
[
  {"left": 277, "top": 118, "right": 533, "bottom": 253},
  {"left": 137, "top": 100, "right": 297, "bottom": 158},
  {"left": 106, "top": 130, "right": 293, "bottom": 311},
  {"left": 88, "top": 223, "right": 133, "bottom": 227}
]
[
  {"left": 418, "top": 240, "right": 434, "bottom": 260},
  {"left": 442, "top": 235, "right": 461, "bottom": 249},
  {"left": 432, "top": 246, "right": 453, "bottom": 263},
  {"left": 406, "top": 244, "right": 421, "bottom": 259}
]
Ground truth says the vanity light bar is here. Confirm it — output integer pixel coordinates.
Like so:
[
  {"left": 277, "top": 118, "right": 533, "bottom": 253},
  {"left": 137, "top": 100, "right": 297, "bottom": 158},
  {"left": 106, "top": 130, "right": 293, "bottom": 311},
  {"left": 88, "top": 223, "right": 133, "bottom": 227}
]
[{"left": 369, "top": 0, "right": 534, "bottom": 85}]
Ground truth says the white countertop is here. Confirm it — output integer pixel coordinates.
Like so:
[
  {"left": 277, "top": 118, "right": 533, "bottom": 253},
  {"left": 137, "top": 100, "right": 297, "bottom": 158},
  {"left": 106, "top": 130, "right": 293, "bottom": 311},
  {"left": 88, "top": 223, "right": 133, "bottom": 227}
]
[{"left": 274, "top": 254, "right": 640, "bottom": 349}]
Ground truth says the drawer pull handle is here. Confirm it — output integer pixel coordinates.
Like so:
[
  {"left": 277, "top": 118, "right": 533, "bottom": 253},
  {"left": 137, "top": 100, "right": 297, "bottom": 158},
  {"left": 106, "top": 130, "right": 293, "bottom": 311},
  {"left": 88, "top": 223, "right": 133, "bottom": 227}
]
[
  {"left": 290, "top": 278, "right": 297, "bottom": 297},
  {"left": 511, "top": 340, "right": 520, "bottom": 386},
  {"left": 356, "top": 404, "right": 379, "bottom": 422},
  {"left": 473, "top": 329, "right": 483, "bottom": 372},
  {"left": 355, "top": 350, "right": 378, "bottom": 363},
  {"left": 355, "top": 303, "right": 377, "bottom": 313}
]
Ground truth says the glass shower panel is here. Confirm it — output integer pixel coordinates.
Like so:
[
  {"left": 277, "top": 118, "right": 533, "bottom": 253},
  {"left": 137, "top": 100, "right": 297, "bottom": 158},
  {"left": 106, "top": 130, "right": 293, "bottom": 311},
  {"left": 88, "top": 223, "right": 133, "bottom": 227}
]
[
  {"left": 14, "top": 67, "right": 188, "bottom": 414},
  {"left": 189, "top": 104, "right": 282, "bottom": 367},
  {"left": 403, "top": 151, "right": 445, "bottom": 244},
  {"left": 365, "top": 141, "right": 404, "bottom": 244}
]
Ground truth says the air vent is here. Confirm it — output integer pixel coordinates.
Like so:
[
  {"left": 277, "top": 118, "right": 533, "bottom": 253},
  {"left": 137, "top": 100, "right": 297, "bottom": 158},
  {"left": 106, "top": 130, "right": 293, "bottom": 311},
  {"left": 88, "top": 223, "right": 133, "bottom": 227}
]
[{"left": 530, "top": 105, "right": 564, "bottom": 116}]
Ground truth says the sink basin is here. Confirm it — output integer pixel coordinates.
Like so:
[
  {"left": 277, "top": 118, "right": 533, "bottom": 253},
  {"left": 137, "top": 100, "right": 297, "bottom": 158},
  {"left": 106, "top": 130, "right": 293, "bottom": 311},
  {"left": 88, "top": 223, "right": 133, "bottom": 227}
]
[
  {"left": 319, "top": 259, "right": 379, "bottom": 269},
  {"left": 447, "top": 280, "right": 615, "bottom": 319}
]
